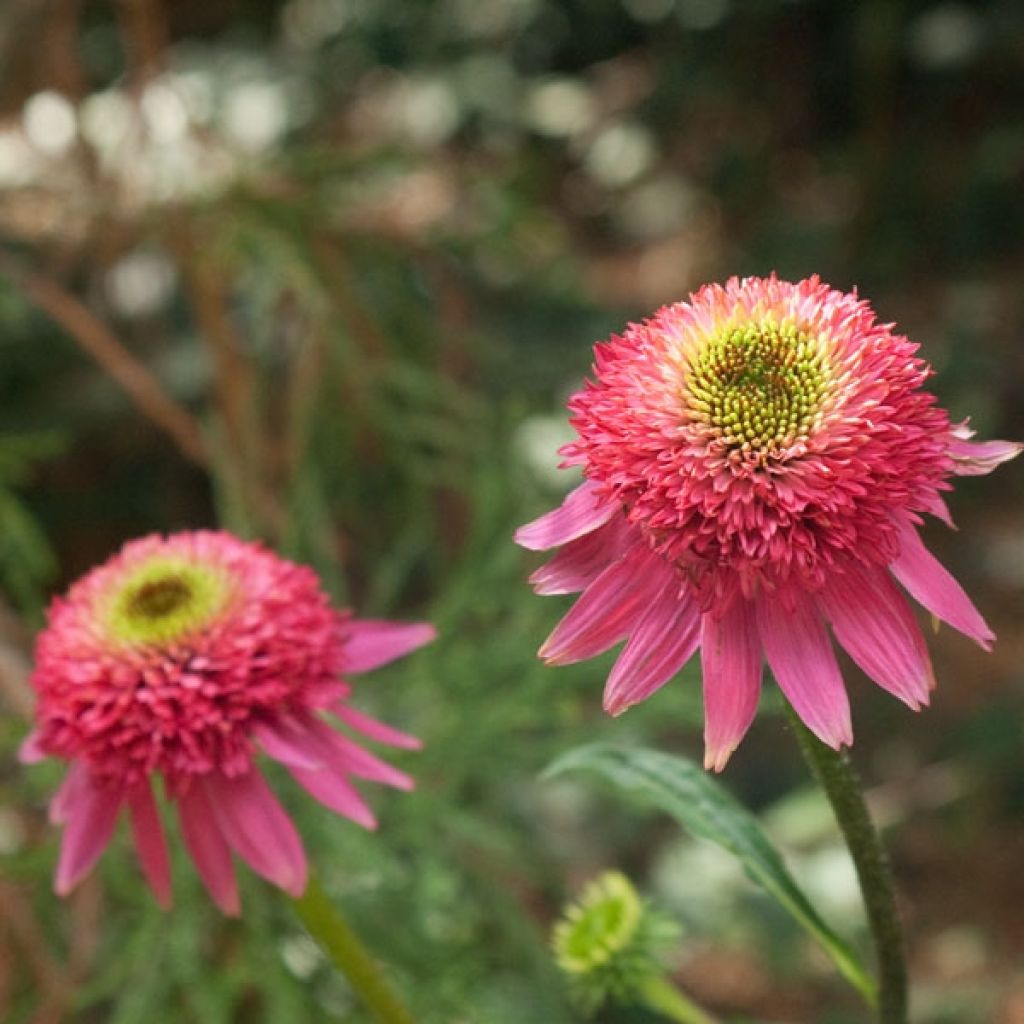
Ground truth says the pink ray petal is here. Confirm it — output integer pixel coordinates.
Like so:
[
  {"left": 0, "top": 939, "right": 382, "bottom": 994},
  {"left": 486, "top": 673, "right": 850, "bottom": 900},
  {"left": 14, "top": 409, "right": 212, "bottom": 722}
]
[
  {"left": 204, "top": 770, "right": 308, "bottom": 898},
  {"left": 701, "top": 598, "right": 762, "bottom": 772},
  {"left": 603, "top": 579, "right": 700, "bottom": 716},
  {"left": 890, "top": 518, "right": 994, "bottom": 650},
  {"left": 539, "top": 545, "right": 673, "bottom": 665},
  {"left": 818, "top": 563, "right": 934, "bottom": 710},
  {"left": 54, "top": 774, "right": 122, "bottom": 896},
  {"left": 128, "top": 780, "right": 172, "bottom": 909},
  {"left": 948, "top": 422, "right": 1022, "bottom": 477},
  {"left": 49, "top": 762, "right": 89, "bottom": 825},
  {"left": 288, "top": 766, "right": 378, "bottom": 830},
  {"left": 253, "top": 717, "right": 327, "bottom": 770},
  {"left": 179, "top": 784, "right": 240, "bottom": 916},
  {"left": 757, "top": 590, "right": 852, "bottom": 749},
  {"left": 514, "top": 480, "right": 616, "bottom": 551},
  {"left": 307, "top": 719, "right": 414, "bottom": 791},
  {"left": 528, "top": 517, "right": 631, "bottom": 595},
  {"left": 332, "top": 705, "right": 422, "bottom": 750},
  {"left": 18, "top": 730, "right": 46, "bottom": 764},
  {"left": 344, "top": 621, "right": 437, "bottom": 674}
]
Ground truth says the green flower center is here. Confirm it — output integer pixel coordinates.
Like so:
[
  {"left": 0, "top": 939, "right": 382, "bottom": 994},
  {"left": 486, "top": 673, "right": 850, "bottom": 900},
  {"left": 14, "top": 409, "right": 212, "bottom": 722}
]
[
  {"left": 105, "top": 557, "right": 228, "bottom": 646},
  {"left": 686, "top": 318, "right": 829, "bottom": 450},
  {"left": 553, "top": 872, "right": 641, "bottom": 974}
]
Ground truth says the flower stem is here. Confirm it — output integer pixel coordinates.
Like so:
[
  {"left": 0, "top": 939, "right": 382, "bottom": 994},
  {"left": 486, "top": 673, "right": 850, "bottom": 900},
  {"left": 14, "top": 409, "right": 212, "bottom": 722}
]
[
  {"left": 639, "top": 974, "right": 722, "bottom": 1024},
  {"left": 294, "top": 876, "right": 417, "bottom": 1024},
  {"left": 786, "top": 707, "right": 908, "bottom": 1024}
]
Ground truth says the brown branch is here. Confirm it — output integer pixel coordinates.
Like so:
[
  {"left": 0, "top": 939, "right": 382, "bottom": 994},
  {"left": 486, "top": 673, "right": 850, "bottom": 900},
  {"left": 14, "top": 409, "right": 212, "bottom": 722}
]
[{"left": 0, "top": 251, "right": 208, "bottom": 467}]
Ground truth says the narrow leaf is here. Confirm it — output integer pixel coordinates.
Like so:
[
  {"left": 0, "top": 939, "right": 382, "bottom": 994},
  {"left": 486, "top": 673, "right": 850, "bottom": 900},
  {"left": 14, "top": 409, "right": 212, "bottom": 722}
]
[{"left": 545, "top": 743, "right": 876, "bottom": 1004}]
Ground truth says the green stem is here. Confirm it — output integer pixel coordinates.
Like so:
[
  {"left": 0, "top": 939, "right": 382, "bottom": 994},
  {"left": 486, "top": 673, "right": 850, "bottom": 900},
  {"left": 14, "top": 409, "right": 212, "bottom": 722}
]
[
  {"left": 639, "top": 974, "right": 721, "bottom": 1024},
  {"left": 294, "top": 876, "right": 417, "bottom": 1024},
  {"left": 786, "top": 707, "right": 908, "bottom": 1024}
]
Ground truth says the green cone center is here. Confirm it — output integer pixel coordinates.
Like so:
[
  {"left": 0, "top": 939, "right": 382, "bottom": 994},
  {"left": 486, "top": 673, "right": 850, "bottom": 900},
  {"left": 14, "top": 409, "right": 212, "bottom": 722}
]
[
  {"left": 105, "top": 557, "right": 228, "bottom": 646},
  {"left": 687, "top": 319, "right": 829, "bottom": 450}
]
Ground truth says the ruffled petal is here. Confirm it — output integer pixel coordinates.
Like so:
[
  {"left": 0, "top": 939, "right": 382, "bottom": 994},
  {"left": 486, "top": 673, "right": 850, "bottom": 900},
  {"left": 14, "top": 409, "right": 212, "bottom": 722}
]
[
  {"left": 204, "top": 771, "right": 307, "bottom": 898},
  {"left": 514, "top": 480, "right": 616, "bottom": 551},
  {"left": 344, "top": 621, "right": 437, "bottom": 674},
  {"left": 128, "top": 780, "right": 172, "bottom": 908},
  {"left": 538, "top": 545, "right": 675, "bottom": 665},
  {"left": 333, "top": 705, "right": 422, "bottom": 750},
  {"left": 890, "top": 519, "right": 994, "bottom": 650},
  {"left": 701, "top": 598, "right": 762, "bottom": 772},
  {"left": 54, "top": 773, "right": 122, "bottom": 896},
  {"left": 818, "top": 563, "right": 934, "bottom": 710},
  {"left": 528, "top": 517, "right": 631, "bottom": 595},
  {"left": 603, "top": 577, "right": 700, "bottom": 716},
  {"left": 288, "top": 767, "right": 377, "bottom": 830},
  {"left": 757, "top": 590, "right": 852, "bottom": 749},
  {"left": 179, "top": 784, "right": 240, "bottom": 915}
]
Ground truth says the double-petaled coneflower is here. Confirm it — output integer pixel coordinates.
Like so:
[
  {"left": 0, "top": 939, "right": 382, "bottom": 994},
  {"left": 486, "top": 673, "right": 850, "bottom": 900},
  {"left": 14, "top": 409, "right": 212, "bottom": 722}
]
[
  {"left": 517, "top": 275, "right": 1020, "bottom": 770},
  {"left": 21, "top": 530, "right": 434, "bottom": 914}
]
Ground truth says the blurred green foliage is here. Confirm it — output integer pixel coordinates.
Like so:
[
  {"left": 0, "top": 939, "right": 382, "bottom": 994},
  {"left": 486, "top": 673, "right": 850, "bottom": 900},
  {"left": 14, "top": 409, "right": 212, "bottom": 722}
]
[{"left": 0, "top": 0, "right": 1021, "bottom": 1021}]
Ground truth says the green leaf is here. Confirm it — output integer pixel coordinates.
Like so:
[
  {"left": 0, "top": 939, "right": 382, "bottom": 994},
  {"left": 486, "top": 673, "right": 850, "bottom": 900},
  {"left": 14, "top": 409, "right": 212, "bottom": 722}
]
[{"left": 545, "top": 743, "right": 876, "bottom": 1005}]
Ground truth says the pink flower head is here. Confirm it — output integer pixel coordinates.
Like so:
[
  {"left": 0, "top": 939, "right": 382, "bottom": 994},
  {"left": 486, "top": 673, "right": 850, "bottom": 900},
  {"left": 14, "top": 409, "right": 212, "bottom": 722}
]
[
  {"left": 516, "top": 275, "right": 1020, "bottom": 770},
  {"left": 22, "top": 530, "right": 434, "bottom": 914}
]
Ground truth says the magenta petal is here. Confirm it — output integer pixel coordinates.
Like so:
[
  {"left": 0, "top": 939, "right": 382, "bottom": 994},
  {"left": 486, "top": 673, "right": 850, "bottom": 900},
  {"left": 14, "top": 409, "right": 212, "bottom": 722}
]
[
  {"left": 289, "top": 766, "right": 377, "bottom": 830},
  {"left": 539, "top": 545, "right": 674, "bottom": 665},
  {"left": 890, "top": 519, "right": 994, "bottom": 650},
  {"left": 128, "top": 781, "right": 172, "bottom": 909},
  {"left": 818, "top": 564, "right": 934, "bottom": 710},
  {"left": 344, "top": 621, "right": 437, "bottom": 674},
  {"left": 54, "top": 774, "right": 122, "bottom": 896},
  {"left": 333, "top": 705, "right": 422, "bottom": 750},
  {"left": 307, "top": 719, "right": 414, "bottom": 791},
  {"left": 50, "top": 762, "right": 89, "bottom": 825},
  {"left": 756, "top": 590, "right": 852, "bottom": 749},
  {"left": 179, "top": 784, "right": 240, "bottom": 915},
  {"left": 18, "top": 730, "right": 46, "bottom": 764},
  {"left": 514, "top": 480, "right": 616, "bottom": 551},
  {"left": 528, "top": 517, "right": 631, "bottom": 595},
  {"left": 603, "top": 579, "right": 700, "bottom": 716},
  {"left": 948, "top": 436, "right": 1022, "bottom": 477},
  {"left": 254, "top": 718, "right": 326, "bottom": 770},
  {"left": 204, "top": 771, "right": 308, "bottom": 898},
  {"left": 701, "top": 599, "right": 762, "bottom": 772}
]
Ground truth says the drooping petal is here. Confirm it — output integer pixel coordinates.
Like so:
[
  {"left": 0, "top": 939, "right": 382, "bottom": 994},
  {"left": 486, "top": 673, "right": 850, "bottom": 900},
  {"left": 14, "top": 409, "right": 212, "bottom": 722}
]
[
  {"left": 253, "top": 717, "right": 327, "bottom": 770},
  {"left": 49, "top": 762, "right": 89, "bottom": 825},
  {"left": 54, "top": 774, "right": 122, "bottom": 896},
  {"left": 948, "top": 421, "right": 1022, "bottom": 476},
  {"left": 890, "top": 519, "right": 994, "bottom": 650},
  {"left": 701, "top": 598, "right": 762, "bottom": 772},
  {"left": 528, "top": 517, "right": 630, "bottom": 595},
  {"left": 204, "top": 770, "right": 307, "bottom": 898},
  {"left": 603, "top": 579, "right": 701, "bottom": 716},
  {"left": 179, "top": 784, "right": 240, "bottom": 916},
  {"left": 514, "top": 480, "right": 615, "bottom": 551},
  {"left": 539, "top": 545, "right": 675, "bottom": 665},
  {"left": 17, "top": 730, "right": 46, "bottom": 764},
  {"left": 757, "top": 590, "right": 852, "bottom": 749},
  {"left": 333, "top": 705, "right": 422, "bottom": 750},
  {"left": 307, "top": 718, "right": 414, "bottom": 791},
  {"left": 818, "top": 563, "right": 934, "bottom": 710},
  {"left": 344, "top": 621, "right": 437, "bottom": 674},
  {"left": 128, "top": 780, "right": 172, "bottom": 908},
  {"left": 288, "top": 767, "right": 377, "bottom": 830}
]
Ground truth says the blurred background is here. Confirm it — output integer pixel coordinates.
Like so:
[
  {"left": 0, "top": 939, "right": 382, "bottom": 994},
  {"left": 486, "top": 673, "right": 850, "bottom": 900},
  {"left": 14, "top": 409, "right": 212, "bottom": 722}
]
[{"left": 0, "top": 0, "right": 1022, "bottom": 1021}]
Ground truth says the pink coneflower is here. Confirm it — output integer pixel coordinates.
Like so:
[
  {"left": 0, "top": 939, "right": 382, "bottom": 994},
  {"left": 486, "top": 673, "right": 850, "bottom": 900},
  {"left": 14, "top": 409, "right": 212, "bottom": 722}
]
[
  {"left": 21, "top": 531, "right": 434, "bottom": 914},
  {"left": 516, "top": 275, "right": 1020, "bottom": 770}
]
